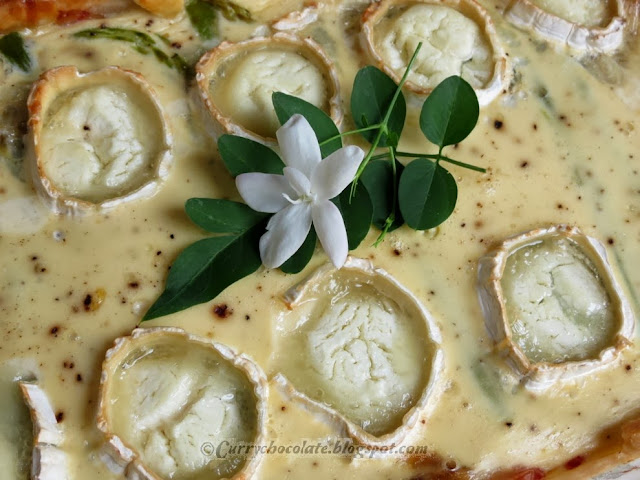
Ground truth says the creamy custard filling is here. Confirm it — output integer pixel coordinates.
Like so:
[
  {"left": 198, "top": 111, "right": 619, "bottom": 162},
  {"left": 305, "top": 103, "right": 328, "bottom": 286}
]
[
  {"left": 41, "top": 85, "right": 161, "bottom": 203},
  {"left": 211, "top": 48, "right": 328, "bottom": 138},
  {"left": 376, "top": 4, "right": 492, "bottom": 89}
]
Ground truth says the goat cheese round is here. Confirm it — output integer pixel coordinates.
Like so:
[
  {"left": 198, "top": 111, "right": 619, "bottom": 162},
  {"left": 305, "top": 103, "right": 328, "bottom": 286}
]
[
  {"left": 502, "top": 236, "right": 617, "bottom": 363},
  {"left": 216, "top": 48, "right": 327, "bottom": 138},
  {"left": 377, "top": 4, "right": 492, "bottom": 89},
  {"left": 41, "top": 86, "right": 158, "bottom": 202}
]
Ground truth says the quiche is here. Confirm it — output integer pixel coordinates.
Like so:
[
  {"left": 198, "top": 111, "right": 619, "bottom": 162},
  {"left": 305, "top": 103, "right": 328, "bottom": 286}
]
[{"left": 0, "top": 1, "right": 639, "bottom": 480}]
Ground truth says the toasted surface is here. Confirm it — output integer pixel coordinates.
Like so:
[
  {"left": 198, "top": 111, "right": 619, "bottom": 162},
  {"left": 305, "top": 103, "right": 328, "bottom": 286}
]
[{"left": 132, "top": 0, "right": 184, "bottom": 17}]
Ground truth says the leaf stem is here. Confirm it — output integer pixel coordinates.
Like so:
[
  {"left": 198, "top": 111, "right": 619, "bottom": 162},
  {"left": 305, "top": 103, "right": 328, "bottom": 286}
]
[
  {"left": 374, "top": 146, "right": 398, "bottom": 246},
  {"left": 351, "top": 42, "right": 424, "bottom": 196},
  {"left": 318, "top": 124, "right": 381, "bottom": 146},
  {"left": 394, "top": 151, "right": 486, "bottom": 173}
]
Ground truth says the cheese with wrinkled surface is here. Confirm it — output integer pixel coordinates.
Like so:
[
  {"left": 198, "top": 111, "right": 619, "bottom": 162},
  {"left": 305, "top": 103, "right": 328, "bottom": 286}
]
[
  {"left": 109, "top": 342, "right": 258, "bottom": 479},
  {"left": 0, "top": 1, "right": 639, "bottom": 479},
  {"left": 376, "top": 4, "right": 492, "bottom": 89},
  {"left": 41, "top": 85, "right": 161, "bottom": 202},
  {"left": 502, "top": 236, "right": 617, "bottom": 363},
  {"left": 213, "top": 48, "right": 328, "bottom": 138}
]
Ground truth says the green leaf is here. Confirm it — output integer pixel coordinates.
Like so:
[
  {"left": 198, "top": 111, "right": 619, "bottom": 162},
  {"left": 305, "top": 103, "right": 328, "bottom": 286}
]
[
  {"left": 272, "top": 92, "right": 342, "bottom": 157},
  {"left": 142, "top": 223, "right": 264, "bottom": 321},
  {"left": 420, "top": 76, "right": 479, "bottom": 149},
  {"left": 351, "top": 66, "right": 406, "bottom": 147},
  {"left": 333, "top": 182, "right": 373, "bottom": 250},
  {"left": 280, "top": 228, "right": 317, "bottom": 274},
  {"left": 186, "top": 0, "right": 218, "bottom": 40},
  {"left": 398, "top": 158, "right": 457, "bottom": 230},
  {"left": 0, "top": 32, "right": 31, "bottom": 72},
  {"left": 360, "top": 159, "right": 404, "bottom": 232},
  {"left": 186, "top": 198, "right": 267, "bottom": 233},
  {"left": 218, "top": 135, "right": 284, "bottom": 176}
]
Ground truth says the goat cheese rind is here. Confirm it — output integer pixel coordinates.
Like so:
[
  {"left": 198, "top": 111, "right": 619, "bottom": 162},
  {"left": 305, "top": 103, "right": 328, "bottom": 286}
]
[
  {"left": 377, "top": 4, "right": 491, "bottom": 89},
  {"left": 98, "top": 328, "right": 266, "bottom": 480},
  {"left": 196, "top": 33, "right": 342, "bottom": 144},
  {"left": 276, "top": 258, "right": 443, "bottom": 448},
  {"left": 477, "top": 225, "right": 635, "bottom": 390},
  {"left": 27, "top": 66, "right": 173, "bottom": 215},
  {"left": 533, "top": 0, "right": 610, "bottom": 27}
]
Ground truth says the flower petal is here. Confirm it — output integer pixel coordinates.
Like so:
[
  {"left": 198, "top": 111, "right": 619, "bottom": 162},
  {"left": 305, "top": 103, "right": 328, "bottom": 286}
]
[
  {"left": 276, "top": 114, "right": 321, "bottom": 178},
  {"left": 284, "top": 167, "right": 311, "bottom": 197},
  {"left": 236, "top": 173, "right": 295, "bottom": 213},
  {"left": 311, "top": 145, "right": 364, "bottom": 200},
  {"left": 260, "top": 202, "right": 312, "bottom": 268},
  {"left": 312, "top": 200, "right": 348, "bottom": 268}
]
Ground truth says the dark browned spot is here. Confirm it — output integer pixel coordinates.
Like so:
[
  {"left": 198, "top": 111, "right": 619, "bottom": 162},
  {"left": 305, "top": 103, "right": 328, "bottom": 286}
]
[
  {"left": 83, "top": 125, "right": 90, "bottom": 131},
  {"left": 245, "top": 314, "right": 251, "bottom": 321},
  {"left": 565, "top": 455, "right": 585, "bottom": 470},
  {"left": 55, "top": 411, "right": 64, "bottom": 423},
  {"left": 50, "top": 326, "right": 60, "bottom": 336},
  {"left": 76, "top": 374, "right": 83, "bottom": 382},
  {"left": 213, "top": 304, "right": 232, "bottom": 319},
  {"left": 128, "top": 281, "right": 139, "bottom": 289},
  {"left": 281, "top": 405, "right": 286, "bottom": 411},
  {"left": 625, "top": 364, "right": 632, "bottom": 371},
  {"left": 393, "top": 248, "right": 401, "bottom": 256},
  {"left": 607, "top": 237, "right": 615, "bottom": 245},
  {"left": 505, "top": 422, "right": 513, "bottom": 428},
  {"left": 494, "top": 120, "right": 503, "bottom": 130},
  {"left": 520, "top": 160, "right": 529, "bottom": 168}
]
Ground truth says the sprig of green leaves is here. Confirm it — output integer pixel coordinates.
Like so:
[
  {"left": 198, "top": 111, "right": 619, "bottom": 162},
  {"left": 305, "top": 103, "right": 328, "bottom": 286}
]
[
  {"left": 144, "top": 44, "right": 484, "bottom": 320},
  {"left": 73, "top": 27, "right": 192, "bottom": 78},
  {"left": 0, "top": 32, "right": 31, "bottom": 72}
]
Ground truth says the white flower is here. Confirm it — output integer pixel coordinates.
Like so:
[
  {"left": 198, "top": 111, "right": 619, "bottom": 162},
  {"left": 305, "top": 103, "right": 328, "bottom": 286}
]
[{"left": 236, "top": 114, "right": 364, "bottom": 269}]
